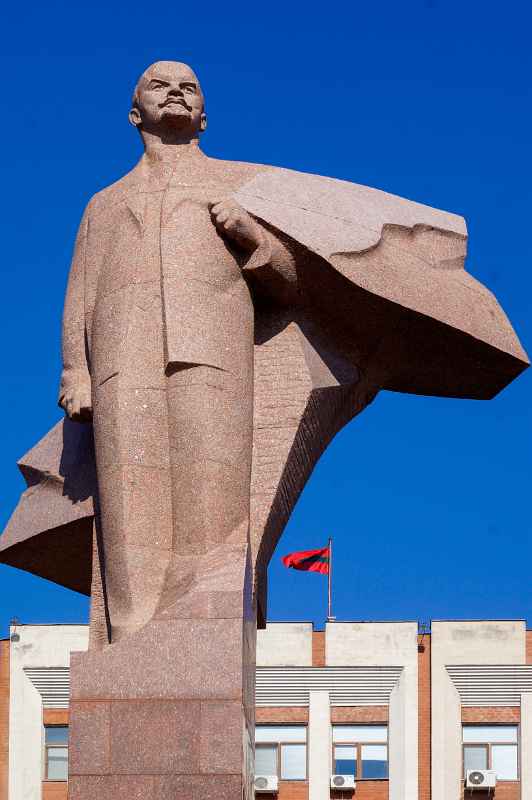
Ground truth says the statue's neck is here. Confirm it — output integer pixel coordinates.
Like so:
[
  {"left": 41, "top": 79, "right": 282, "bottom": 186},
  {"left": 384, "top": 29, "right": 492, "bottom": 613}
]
[
  {"left": 140, "top": 137, "right": 209, "bottom": 184},
  {"left": 142, "top": 134, "right": 204, "bottom": 164}
]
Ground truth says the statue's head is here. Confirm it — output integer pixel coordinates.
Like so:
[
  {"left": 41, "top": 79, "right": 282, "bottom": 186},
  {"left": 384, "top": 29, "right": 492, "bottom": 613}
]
[{"left": 129, "top": 61, "right": 207, "bottom": 140}]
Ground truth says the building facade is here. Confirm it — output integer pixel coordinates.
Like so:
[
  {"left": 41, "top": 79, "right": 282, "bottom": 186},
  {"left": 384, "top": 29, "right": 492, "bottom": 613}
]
[{"left": 1, "top": 620, "right": 532, "bottom": 799}]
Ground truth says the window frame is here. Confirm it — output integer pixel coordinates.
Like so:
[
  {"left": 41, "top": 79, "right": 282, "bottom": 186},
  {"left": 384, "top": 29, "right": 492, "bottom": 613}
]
[
  {"left": 255, "top": 726, "right": 308, "bottom": 782},
  {"left": 43, "top": 725, "right": 69, "bottom": 783},
  {"left": 462, "top": 725, "right": 519, "bottom": 782},
  {"left": 332, "top": 725, "right": 389, "bottom": 782}
]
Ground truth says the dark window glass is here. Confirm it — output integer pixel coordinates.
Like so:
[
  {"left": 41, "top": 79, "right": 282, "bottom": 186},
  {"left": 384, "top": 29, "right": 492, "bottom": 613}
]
[
  {"left": 334, "top": 745, "right": 357, "bottom": 777},
  {"left": 361, "top": 745, "right": 388, "bottom": 779},
  {"left": 45, "top": 726, "right": 69, "bottom": 780},
  {"left": 45, "top": 726, "right": 68, "bottom": 745}
]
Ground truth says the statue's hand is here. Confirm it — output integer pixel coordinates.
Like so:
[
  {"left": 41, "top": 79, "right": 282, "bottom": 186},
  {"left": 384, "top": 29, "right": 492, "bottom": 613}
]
[
  {"left": 209, "top": 199, "right": 264, "bottom": 253},
  {"left": 58, "top": 371, "right": 93, "bottom": 423}
]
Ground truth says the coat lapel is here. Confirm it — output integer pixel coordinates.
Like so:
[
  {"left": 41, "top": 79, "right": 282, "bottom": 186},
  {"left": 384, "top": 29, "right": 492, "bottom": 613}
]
[{"left": 125, "top": 193, "right": 146, "bottom": 235}]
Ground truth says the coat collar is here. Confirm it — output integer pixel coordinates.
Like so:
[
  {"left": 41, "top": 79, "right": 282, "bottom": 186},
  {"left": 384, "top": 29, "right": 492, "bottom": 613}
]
[
  {"left": 123, "top": 149, "right": 236, "bottom": 232},
  {"left": 123, "top": 148, "right": 214, "bottom": 231}
]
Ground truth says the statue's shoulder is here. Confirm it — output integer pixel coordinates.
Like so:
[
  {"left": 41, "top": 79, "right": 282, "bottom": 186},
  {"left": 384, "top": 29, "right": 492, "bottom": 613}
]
[
  {"left": 83, "top": 166, "right": 141, "bottom": 216},
  {"left": 200, "top": 154, "right": 275, "bottom": 188}
]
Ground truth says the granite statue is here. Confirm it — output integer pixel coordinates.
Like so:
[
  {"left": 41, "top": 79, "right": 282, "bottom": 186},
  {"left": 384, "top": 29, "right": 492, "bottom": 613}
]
[{"left": 1, "top": 62, "right": 528, "bottom": 799}]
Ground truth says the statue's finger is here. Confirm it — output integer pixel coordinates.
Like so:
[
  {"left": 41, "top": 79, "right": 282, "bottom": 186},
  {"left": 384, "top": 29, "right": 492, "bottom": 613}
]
[
  {"left": 209, "top": 198, "right": 231, "bottom": 214},
  {"left": 223, "top": 212, "right": 240, "bottom": 230},
  {"left": 216, "top": 210, "right": 234, "bottom": 226},
  {"left": 71, "top": 395, "right": 81, "bottom": 418}
]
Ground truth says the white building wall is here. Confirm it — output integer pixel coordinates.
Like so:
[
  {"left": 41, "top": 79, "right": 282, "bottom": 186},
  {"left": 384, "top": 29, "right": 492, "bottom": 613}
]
[
  {"left": 256, "top": 622, "right": 313, "bottom": 666},
  {"left": 521, "top": 693, "right": 532, "bottom": 800},
  {"left": 308, "top": 691, "right": 330, "bottom": 800},
  {"left": 389, "top": 672, "right": 406, "bottom": 800},
  {"left": 431, "top": 620, "right": 526, "bottom": 800},
  {"left": 326, "top": 622, "right": 418, "bottom": 800},
  {"left": 8, "top": 624, "right": 88, "bottom": 800}
]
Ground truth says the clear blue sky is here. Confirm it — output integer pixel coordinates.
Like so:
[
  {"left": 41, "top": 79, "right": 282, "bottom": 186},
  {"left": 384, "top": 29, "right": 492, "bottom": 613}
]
[{"left": 1, "top": 0, "right": 531, "bottom": 638}]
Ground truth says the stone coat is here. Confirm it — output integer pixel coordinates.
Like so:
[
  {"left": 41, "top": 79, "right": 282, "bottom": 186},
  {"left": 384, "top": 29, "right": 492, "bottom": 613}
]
[{"left": 61, "top": 151, "right": 296, "bottom": 392}]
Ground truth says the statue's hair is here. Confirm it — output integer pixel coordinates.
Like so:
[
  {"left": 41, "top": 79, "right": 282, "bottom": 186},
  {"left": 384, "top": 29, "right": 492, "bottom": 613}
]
[{"left": 131, "top": 83, "right": 141, "bottom": 109}]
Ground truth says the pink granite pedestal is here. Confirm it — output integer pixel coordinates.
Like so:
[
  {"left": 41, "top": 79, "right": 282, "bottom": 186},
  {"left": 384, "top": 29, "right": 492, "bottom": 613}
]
[{"left": 68, "top": 547, "right": 255, "bottom": 800}]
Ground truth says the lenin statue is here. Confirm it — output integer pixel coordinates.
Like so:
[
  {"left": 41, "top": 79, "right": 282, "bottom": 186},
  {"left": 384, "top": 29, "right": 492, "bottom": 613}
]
[{"left": 1, "top": 62, "right": 527, "bottom": 800}]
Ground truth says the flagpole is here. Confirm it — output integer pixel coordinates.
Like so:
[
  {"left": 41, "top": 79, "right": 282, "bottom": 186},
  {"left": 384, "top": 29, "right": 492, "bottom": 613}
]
[{"left": 327, "top": 536, "right": 333, "bottom": 622}]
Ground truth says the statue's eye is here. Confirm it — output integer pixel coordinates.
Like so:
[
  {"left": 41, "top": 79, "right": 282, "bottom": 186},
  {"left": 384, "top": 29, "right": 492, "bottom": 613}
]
[{"left": 183, "top": 85, "right": 196, "bottom": 94}]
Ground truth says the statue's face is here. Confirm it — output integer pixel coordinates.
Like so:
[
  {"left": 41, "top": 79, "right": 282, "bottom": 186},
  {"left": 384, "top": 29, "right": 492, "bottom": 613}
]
[{"left": 130, "top": 62, "right": 206, "bottom": 137}]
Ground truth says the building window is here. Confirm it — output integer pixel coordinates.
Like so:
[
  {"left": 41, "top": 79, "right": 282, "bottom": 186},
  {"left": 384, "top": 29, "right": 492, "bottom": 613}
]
[
  {"left": 44, "top": 726, "right": 68, "bottom": 781},
  {"left": 332, "top": 725, "right": 388, "bottom": 780},
  {"left": 255, "top": 726, "right": 307, "bottom": 780},
  {"left": 462, "top": 725, "right": 518, "bottom": 781}
]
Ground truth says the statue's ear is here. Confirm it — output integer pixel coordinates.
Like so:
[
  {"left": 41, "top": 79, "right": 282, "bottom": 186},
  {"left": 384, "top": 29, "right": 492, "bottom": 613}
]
[
  {"left": 129, "top": 107, "right": 142, "bottom": 128},
  {"left": 200, "top": 112, "right": 207, "bottom": 132}
]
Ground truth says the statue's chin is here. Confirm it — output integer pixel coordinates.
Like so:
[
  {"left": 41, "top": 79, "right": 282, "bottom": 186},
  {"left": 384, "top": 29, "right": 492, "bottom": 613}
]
[{"left": 160, "top": 108, "right": 191, "bottom": 126}]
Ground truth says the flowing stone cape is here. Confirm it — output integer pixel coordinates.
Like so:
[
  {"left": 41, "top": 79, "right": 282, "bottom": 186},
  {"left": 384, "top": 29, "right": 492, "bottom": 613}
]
[{"left": 1, "top": 165, "right": 527, "bottom": 624}]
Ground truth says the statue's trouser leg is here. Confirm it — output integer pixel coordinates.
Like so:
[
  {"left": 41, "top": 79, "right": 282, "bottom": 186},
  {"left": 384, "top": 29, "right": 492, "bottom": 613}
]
[
  {"left": 154, "top": 363, "right": 253, "bottom": 617},
  {"left": 91, "top": 277, "right": 173, "bottom": 642},
  {"left": 92, "top": 377, "right": 173, "bottom": 640}
]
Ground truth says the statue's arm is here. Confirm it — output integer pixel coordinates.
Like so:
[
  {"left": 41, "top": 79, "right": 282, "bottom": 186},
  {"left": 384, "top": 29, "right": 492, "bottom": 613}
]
[
  {"left": 58, "top": 205, "right": 93, "bottom": 422},
  {"left": 209, "top": 198, "right": 299, "bottom": 303},
  {"left": 243, "top": 223, "right": 299, "bottom": 303}
]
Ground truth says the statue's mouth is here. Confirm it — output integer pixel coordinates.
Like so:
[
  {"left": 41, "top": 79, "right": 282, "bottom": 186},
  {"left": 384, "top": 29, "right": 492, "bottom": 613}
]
[{"left": 161, "top": 98, "right": 190, "bottom": 110}]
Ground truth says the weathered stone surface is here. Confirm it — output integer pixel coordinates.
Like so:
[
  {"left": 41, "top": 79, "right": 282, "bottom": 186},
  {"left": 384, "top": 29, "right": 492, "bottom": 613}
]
[{"left": 69, "top": 701, "right": 111, "bottom": 776}]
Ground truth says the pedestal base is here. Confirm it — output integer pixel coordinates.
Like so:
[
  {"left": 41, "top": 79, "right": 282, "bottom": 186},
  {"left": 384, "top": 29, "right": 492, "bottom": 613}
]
[
  {"left": 68, "top": 544, "right": 256, "bottom": 800},
  {"left": 68, "top": 617, "right": 254, "bottom": 799}
]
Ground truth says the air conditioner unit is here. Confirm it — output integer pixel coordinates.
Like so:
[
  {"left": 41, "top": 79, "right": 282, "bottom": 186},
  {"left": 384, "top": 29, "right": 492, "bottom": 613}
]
[
  {"left": 331, "top": 774, "right": 356, "bottom": 789},
  {"left": 465, "top": 770, "right": 497, "bottom": 789},
  {"left": 254, "top": 774, "right": 278, "bottom": 793}
]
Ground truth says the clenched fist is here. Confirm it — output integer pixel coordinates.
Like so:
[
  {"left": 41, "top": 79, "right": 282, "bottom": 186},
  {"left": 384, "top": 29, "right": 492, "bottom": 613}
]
[
  {"left": 58, "top": 371, "right": 93, "bottom": 423},
  {"left": 209, "top": 198, "right": 265, "bottom": 253}
]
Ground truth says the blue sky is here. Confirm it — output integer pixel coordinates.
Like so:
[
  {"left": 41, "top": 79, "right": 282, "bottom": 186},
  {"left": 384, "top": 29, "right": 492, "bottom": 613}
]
[{"left": 1, "top": 0, "right": 531, "bottom": 637}]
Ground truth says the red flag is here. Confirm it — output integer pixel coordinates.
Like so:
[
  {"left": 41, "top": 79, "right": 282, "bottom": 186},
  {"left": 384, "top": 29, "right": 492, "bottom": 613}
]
[{"left": 281, "top": 546, "right": 330, "bottom": 575}]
